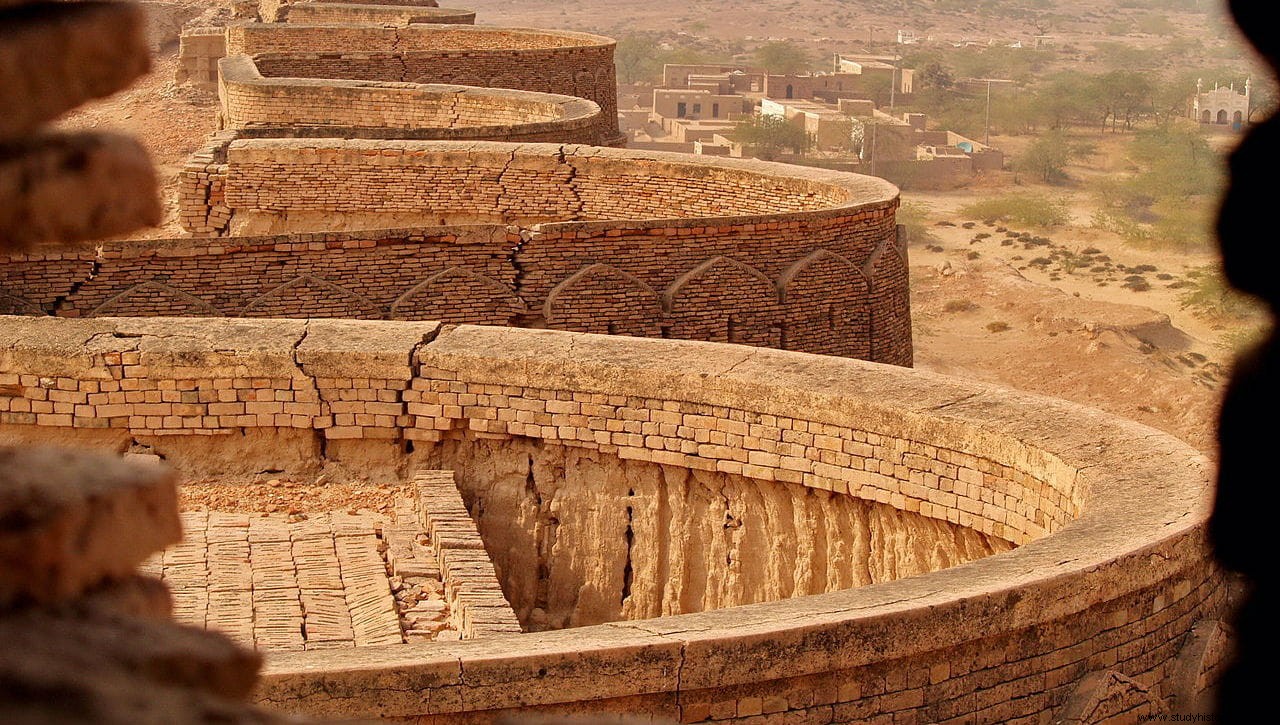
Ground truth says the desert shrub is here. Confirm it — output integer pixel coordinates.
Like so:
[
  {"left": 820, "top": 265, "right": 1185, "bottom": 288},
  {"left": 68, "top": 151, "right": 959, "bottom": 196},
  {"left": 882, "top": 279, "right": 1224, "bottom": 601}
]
[
  {"left": 898, "top": 201, "right": 939, "bottom": 245},
  {"left": 959, "top": 195, "right": 1071, "bottom": 228},
  {"left": 1179, "top": 266, "right": 1261, "bottom": 319}
]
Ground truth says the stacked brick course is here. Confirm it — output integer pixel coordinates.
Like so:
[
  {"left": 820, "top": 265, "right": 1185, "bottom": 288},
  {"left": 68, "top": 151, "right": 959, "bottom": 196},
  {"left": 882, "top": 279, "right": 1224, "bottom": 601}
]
[
  {"left": 0, "top": 4, "right": 285, "bottom": 717},
  {"left": 175, "top": 26, "right": 227, "bottom": 89},
  {"left": 0, "top": 0, "right": 1231, "bottom": 721},
  {"left": 0, "top": 148, "right": 911, "bottom": 364},
  {"left": 216, "top": 55, "right": 605, "bottom": 144},
  {"left": 0, "top": 318, "right": 1223, "bottom": 722},
  {"left": 414, "top": 470, "right": 522, "bottom": 638},
  {"left": 260, "top": 0, "right": 442, "bottom": 23},
  {"left": 284, "top": 2, "right": 473, "bottom": 26},
  {"left": 228, "top": 22, "right": 622, "bottom": 142}
]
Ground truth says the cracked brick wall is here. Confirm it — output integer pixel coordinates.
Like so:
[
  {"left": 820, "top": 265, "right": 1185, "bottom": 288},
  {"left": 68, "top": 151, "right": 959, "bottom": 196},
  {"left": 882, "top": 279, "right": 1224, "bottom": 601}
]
[
  {"left": 0, "top": 139, "right": 911, "bottom": 363},
  {"left": 0, "top": 316, "right": 1226, "bottom": 722}
]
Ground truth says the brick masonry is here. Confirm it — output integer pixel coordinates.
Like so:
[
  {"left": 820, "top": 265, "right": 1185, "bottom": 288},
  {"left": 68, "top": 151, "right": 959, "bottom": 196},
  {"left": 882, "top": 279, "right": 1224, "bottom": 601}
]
[
  {"left": 0, "top": 144, "right": 911, "bottom": 365},
  {"left": 0, "top": 317, "right": 1223, "bottom": 722},
  {"left": 226, "top": 22, "right": 622, "bottom": 140},
  {"left": 218, "top": 55, "right": 603, "bottom": 139}
]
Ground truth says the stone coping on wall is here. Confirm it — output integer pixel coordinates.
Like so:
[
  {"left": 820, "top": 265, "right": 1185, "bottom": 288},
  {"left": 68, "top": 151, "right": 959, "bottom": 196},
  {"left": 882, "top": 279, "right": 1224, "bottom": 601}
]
[
  {"left": 217, "top": 54, "right": 603, "bottom": 138},
  {"left": 283, "top": 2, "right": 476, "bottom": 25},
  {"left": 227, "top": 22, "right": 616, "bottom": 56},
  {"left": 0, "top": 316, "right": 1216, "bottom": 719},
  {"left": 218, "top": 140, "right": 897, "bottom": 225}
]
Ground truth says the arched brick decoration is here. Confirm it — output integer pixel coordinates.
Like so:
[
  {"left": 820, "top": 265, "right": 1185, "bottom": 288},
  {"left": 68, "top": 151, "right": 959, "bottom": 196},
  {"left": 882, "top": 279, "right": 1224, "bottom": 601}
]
[
  {"left": 778, "top": 250, "right": 871, "bottom": 358},
  {"left": 90, "top": 281, "right": 221, "bottom": 318},
  {"left": 574, "top": 70, "right": 596, "bottom": 100},
  {"left": 665, "top": 257, "right": 780, "bottom": 347},
  {"left": 0, "top": 319, "right": 1223, "bottom": 722},
  {"left": 1055, "top": 671, "right": 1166, "bottom": 724},
  {"left": 1, "top": 147, "right": 911, "bottom": 365},
  {"left": 544, "top": 264, "right": 663, "bottom": 336},
  {"left": 0, "top": 289, "right": 42, "bottom": 316},
  {"left": 241, "top": 275, "right": 382, "bottom": 319},
  {"left": 1169, "top": 620, "right": 1232, "bottom": 714},
  {"left": 391, "top": 268, "right": 522, "bottom": 324},
  {"left": 489, "top": 74, "right": 522, "bottom": 90},
  {"left": 866, "top": 241, "right": 912, "bottom": 367}
]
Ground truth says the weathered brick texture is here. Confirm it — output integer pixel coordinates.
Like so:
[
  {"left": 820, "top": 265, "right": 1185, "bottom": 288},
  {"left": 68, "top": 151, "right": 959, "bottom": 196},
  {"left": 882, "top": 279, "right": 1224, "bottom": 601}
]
[
  {"left": 0, "top": 145, "right": 912, "bottom": 364},
  {"left": 0, "top": 318, "right": 1224, "bottom": 722}
]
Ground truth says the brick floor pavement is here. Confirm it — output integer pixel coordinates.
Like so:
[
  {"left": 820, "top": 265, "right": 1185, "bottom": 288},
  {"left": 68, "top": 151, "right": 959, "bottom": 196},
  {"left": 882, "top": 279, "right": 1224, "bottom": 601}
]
[{"left": 144, "top": 473, "right": 521, "bottom": 652}]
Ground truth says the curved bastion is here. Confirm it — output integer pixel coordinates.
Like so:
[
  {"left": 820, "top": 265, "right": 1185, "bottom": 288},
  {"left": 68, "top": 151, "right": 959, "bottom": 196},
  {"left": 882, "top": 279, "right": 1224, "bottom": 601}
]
[
  {"left": 176, "top": 2, "right": 475, "bottom": 89},
  {"left": 215, "top": 55, "right": 603, "bottom": 141},
  {"left": 0, "top": 317, "right": 1224, "bottom": 722},
  {"left": 225, "top": 22, "right": 622, "bottom": 142},
  {"left": 0, "top": 144, "right": 913, "bottom": 365},
  {"left": 173, "top": 19, "right": 628, "bottom": 235},
  {"left": 278, "top": 2, "right": 475, "bottom": 26},
  {"left": 257, "top": 0, "right": 462, "bottom": 24}
]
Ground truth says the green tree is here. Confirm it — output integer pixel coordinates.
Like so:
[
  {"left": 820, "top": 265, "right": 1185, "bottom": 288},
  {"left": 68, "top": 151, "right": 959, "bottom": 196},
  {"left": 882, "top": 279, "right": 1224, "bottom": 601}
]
[
  {"left": 733, "top": 115, "right": 812, "bottom": 160},
  {"left": 919, "top": 61, "right": 955, "bottom": 91},
  {"left": 754, "top": 41, "right": 812, "bottom": 75},
  {"left": 1037, "top": 73, "right": 1097, "bottom": 130},
  {"left": 1090, "top": 70, "right": 1154, "bottom": 132},
  {"left": 614, "top": 35, "right": 660, "bottom": 84},
  {"left": 1014, "top": 130, "right": 1094, "bottom": 184},
  {"left": 1091, "top": 126, "right": 1225, "bottom": 250},
  {"left": 613, "top": 34, "right": 718, "bottom": 84}
]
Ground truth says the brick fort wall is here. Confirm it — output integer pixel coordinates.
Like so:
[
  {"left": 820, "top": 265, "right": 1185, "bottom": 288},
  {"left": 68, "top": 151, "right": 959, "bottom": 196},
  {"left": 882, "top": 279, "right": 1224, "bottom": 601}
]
[{"left": 0, "top": 145, "right": 911, "bottom": 365}]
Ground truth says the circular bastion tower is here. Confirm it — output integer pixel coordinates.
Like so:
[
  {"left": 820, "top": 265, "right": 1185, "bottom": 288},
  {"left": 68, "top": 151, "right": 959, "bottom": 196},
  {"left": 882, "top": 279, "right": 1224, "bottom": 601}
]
[{"left": 0, "top": 0, "right": 1229, "bottom": 723}]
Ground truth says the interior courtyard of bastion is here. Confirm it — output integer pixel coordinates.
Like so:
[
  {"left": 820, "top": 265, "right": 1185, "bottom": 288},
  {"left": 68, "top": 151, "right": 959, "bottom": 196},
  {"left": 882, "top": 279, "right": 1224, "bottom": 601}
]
[{"left": 2, "top": 0, "right": 1270, "bottom": 723}]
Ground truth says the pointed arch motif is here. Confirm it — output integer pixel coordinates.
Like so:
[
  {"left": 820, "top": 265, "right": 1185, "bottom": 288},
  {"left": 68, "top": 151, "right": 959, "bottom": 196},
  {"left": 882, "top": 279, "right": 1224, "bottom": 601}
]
[
  {"left": 865, "top": 239, "right": 912, "bottom": 366},
  {"left": 574, "top": 70, "right": 597, "bottom": 100},
  {"left": 0, "top": 289, "right": 44, "bottom": 316},
  {"left": 664, "top": 256, "right": 780, "bottom": 347},
  {"left": 543, "top": 263, "right": 663, "bottom": 337},
  {"left": 240, "top": 275, "right": 381, "bottom": 319},
  {"left": 776, "top": 250, "right": 869, "bottom": 302},
  {"left": 488, "top": 74, "right": 523, "bottom": 92},
  {"left": 89, "top": 281, "right": 221, "bottom": 318},
  {"left": 663, "top": 256, "right": 776, "bottom": 312},
  {"left": 391, "top": 267, "right": 523, "bottom": 324},
  {"left": 777, "top": 250, "right": 872, "bottom": 358}
]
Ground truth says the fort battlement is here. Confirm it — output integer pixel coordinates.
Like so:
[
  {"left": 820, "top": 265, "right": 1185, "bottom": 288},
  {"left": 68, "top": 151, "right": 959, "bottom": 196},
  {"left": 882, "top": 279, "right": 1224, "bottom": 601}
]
[
  {"left": 259, "top": 0, "right": 444, "bottom": 24},
  {"left": 1, "top": 144, "right": 911, "bottom": 364},
  {"left": 283, "top": 2, "right": 474, "bottom": 26},
  {"left": 176, "top": 2, "right": 473, "bottom": 88},
  {"left": 226, "top": 22, "right": 622, "bottom": 138},
  {"left": 0, "top": 0, "right": 1232, "bottom": 720},
  {"left": 0, "top": 317, "right": 1224, "bottom": 721}
]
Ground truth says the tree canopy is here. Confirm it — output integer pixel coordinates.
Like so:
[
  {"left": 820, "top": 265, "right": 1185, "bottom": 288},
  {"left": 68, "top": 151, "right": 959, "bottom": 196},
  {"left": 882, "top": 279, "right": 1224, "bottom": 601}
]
[
  {"left": 1014, "top": 130, "right": 1095, "bottom": 183},
  {"left": 753, "top": 41, "right": 812, "bottom": 75},
  {"left": 733, "top": 115, "right": 813, "bottom": 160}
]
